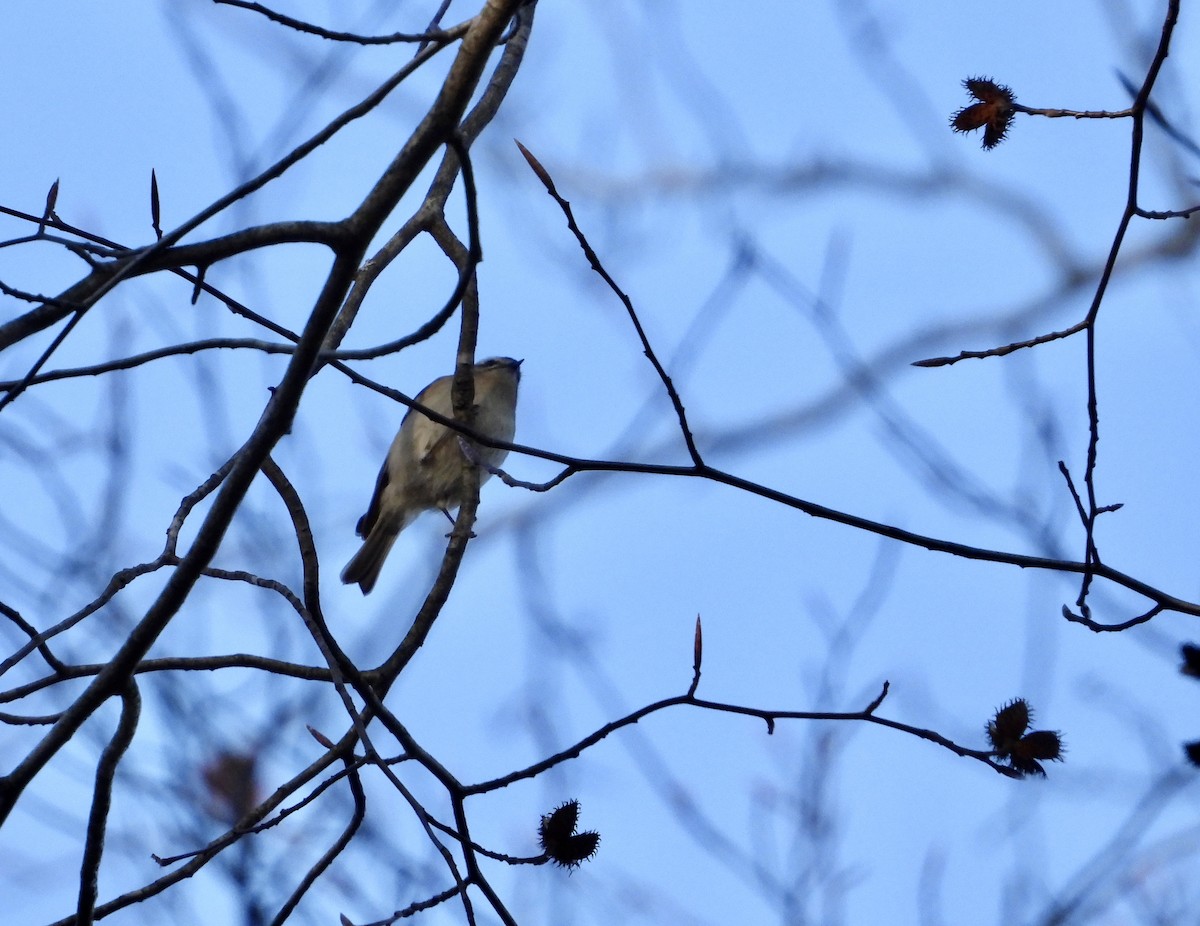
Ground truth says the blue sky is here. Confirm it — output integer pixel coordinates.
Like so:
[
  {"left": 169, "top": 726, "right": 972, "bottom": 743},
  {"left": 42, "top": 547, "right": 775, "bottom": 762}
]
[{"left": 3, "top": 2, "right": 1200, "bottom": 924}]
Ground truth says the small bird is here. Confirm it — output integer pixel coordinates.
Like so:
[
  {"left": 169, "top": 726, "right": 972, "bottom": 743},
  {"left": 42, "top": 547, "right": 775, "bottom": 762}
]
[{"left": 341, "top": 357, "right": 522, "bottom": 595}]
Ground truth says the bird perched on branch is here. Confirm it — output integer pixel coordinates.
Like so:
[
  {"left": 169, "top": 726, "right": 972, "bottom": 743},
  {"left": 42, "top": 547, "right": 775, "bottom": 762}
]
[{"left": 341, "top": 357, "right": 522, "bottom": 594}]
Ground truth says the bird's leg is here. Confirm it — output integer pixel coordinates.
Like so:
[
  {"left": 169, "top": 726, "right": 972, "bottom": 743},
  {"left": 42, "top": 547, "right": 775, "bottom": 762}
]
[{"left": 440, "top": 506, "right": 476, "bottom": 538}]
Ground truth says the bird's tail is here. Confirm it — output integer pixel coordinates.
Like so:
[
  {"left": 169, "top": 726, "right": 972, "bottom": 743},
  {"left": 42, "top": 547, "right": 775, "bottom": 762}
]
[{"left": 340, "top": 515, "right": 410, "bottom": 594}]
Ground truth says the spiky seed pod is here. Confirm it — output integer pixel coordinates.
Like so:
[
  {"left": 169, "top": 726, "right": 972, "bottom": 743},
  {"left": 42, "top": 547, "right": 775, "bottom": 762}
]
[
  {"left": 987, "top": 698, "right": 1031, "bottom": 751},
  {"left": 551, "top": 831, "right": 601, "bottom": 869},
  {"left": 1181, "top": 643, "right": 1200, "bottom": 679},
  {"left": 1007, "top": 730, "right": 1065, "bottom": 777},
  {"left": 539, "top": 800, "right": 580, "bottom": 851}
]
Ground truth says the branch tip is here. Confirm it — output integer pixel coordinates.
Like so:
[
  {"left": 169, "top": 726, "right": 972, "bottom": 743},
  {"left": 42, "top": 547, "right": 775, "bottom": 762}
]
[
  {"left": 865, "top": 681, "right": 890, "bottom": 714},
  {"left": 514, "top": 139, "right": 555, "bottom": 193}
]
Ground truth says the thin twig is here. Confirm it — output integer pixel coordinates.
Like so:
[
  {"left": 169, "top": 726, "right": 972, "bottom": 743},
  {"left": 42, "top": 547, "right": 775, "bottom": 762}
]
[
  {"left": 214, "top": 0, "right": 470, "bottom": 45},
  {"left": 465, "top": 681, "right": 1011, "bottom": 796},
  {"left": 76, "top": 682, "right": 141, "bottom": 925},
  {"left": 516, "top": 140, "right": 705, "bottom": 466}
]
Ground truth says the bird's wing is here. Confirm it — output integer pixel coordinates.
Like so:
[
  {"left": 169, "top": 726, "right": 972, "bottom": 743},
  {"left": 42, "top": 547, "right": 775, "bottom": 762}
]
[
  {"left": 408, "top": 381, "right": 467, "bottom": 467},
  {"left": 355, "top": 460, "right": 390, "bottom": 538},
  {"left": 414, "top": 414, "right": 458, "bottom": 467}
]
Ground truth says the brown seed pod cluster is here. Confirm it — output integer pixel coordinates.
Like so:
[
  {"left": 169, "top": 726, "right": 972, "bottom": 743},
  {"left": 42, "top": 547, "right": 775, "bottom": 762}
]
[
  {"left": 538, "top": 800, "right": 601, "bottom": 869},
  {"left": 987, "top": 698, "right": 1064, "bottom": 777},
  {"left": 951, "top": 77, "right": 1017, "bottom": 149},
  {"left": 1180, "top": 644, "right": 1200, "bottom": 765}
]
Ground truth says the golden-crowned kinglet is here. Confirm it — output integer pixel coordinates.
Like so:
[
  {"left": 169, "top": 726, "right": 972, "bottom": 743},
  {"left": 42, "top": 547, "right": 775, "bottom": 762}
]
[{"left": 341, "top": 357, "right": 522, "bottom": 594}]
